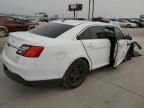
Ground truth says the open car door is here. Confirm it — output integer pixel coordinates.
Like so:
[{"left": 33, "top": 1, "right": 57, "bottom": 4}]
[
  {"left": 113, "top": 40, "right": 130, "bottom": 68},
  {"left": 113, "top": 28, "right": 130, "bottom": 68}
]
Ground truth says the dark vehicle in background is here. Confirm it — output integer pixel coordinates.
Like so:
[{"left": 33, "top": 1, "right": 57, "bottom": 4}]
[
  {"left": 92, "top": 17, "right": 110, "bottom": 23},
  {"left": 139, "top": 19, "right": 144, "bottom": 27},
  {"left": 0, "top": 16, "right": 37, "bottom": 37}
]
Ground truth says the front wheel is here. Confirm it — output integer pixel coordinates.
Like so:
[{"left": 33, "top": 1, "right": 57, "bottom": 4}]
[{"left": 62, "top": 59, "right": 89, "bottom": 89}]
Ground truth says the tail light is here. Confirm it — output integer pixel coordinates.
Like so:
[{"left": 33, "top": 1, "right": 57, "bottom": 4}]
[{"left": 16, "top": 44, "right": 44, "bottom": 58}]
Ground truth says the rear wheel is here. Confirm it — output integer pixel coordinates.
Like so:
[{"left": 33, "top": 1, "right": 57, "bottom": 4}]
[
  {"left": 62, "top": 59, "right": 89, "bottom": 89},
  {"left": 0, "top": 29, "right": 7, "bottom": 37},
  {"left": 127, "top": 24, "right": 131, "bottom": 28}
]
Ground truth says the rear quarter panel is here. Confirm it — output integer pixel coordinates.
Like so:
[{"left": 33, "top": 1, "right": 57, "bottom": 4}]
[{"left": 35, "top": 39, "right": 91, "bottom": 77}]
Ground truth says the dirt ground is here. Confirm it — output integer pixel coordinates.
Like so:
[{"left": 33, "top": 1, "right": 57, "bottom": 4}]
[{"left": 122, "top": 28, "right": 144, "bottom": 37}]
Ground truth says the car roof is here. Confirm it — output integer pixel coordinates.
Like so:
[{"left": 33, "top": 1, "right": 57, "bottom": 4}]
[
  {"left": 54, "top": 20, "right": 114, "bottom": 40},
  {"left": 53, "top": 20, "right": 112, "bottom": 27}
]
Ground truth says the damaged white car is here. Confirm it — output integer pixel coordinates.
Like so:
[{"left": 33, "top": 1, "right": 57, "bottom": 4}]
[{"left": 2, "top": 20, "right": 142, "bottom": 88}]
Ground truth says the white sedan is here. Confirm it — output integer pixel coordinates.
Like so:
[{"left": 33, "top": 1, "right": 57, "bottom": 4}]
[
  {"left": 118, "top": 19, "right": 137, "bottom": 28},
  {"left": 2, "top": 20, "right": 135, "bottom": 88}
]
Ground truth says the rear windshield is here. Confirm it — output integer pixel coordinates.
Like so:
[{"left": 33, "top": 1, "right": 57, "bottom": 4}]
[{"left": 30, "top": 23, "right": 74, "bottom": 38}]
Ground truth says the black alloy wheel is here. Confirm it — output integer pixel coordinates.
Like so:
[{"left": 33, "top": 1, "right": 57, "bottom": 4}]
[{"left": 62, "top": 59, "right": 89, "bottom": 89}]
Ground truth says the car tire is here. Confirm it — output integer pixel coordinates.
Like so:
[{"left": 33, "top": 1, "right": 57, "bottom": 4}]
[
  {"left": 0, "top": 28, "right": 7, "bottom": 37},
  {"left": 62, "top": 59, "right": 89, "bottom": 89},
  {"left": 127, "top": 24, "right": 131, "bottom": 28},
  {"left": 124, "top": 45, "right": 134, "bottom": 61}
]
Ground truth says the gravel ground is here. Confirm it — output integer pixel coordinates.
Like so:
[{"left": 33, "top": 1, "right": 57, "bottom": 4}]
[{"left": 122, "top": 28, "right": 144, "bottom": 37}]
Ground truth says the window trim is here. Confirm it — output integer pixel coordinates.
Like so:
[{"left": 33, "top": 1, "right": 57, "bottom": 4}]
[
  {"left": 76, "top": 25, "right": 91, "bottom": 40},
  {"left": 114, "top": 27, "right": 124, "bottom": 40}
]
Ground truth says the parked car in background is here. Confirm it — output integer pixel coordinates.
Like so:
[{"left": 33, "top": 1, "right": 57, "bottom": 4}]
[
  {"left": 117, "top": 19, "right": 138, "bottom": 28},
  {"left": 0, "top": 16, "right": 37, "bottom": 37},
  {"left": 92, "top": 17, "right": 110, "bottom": 23},
  {"left": 13, "top": 16, "right": 29, "bottom": 23},
  {"left": 35, "top": 12, "right": 48, "bottom": 22},
  {"left": 2, "top": 20, "right": 138, "bottom": 88},
  {"left": 125, "top": 18, "right": 144, "bottom": 28},
  {"left": 109, "top": 20, "right": 121, "bottom": 29},
  {"left": 139, "top": 19, "right": 144, "bottom": 27}
]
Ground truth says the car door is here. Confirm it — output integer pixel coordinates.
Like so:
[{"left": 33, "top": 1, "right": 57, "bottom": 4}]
[
  {"left": 113, "top": 28, "right": 130, "bottom": 68},
  {"left": 78, "top": 26, "right": 111, "bottom": 69}
]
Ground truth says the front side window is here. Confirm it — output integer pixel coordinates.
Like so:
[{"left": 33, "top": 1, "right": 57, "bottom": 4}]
[
  {"left": 115, "top": 28, "right": 124, "bottom": 40},
  {"left": 30, "top": 23, "right": 74, "bottom": 38},
  {"left": 104, "top": 26, "right": 115, "bottom": 38}
]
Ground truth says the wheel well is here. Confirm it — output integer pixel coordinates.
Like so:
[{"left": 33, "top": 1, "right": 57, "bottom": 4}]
[
  {"left": 0, "top": 27, "right": 8, "bottom": 34},
  {"left": 75, "top": 57, "right": 90, "bottom": 70},
  {"left": 0, "top": 28, "right": 6, "bottom": 31}
]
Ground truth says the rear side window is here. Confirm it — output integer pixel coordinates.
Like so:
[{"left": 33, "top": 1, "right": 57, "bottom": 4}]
[
  {"left": 78, "top": 28, "right": 91, "bottom": 40},
  {"left": 78, "top": 26, "right": 107, "bottom": 40},
  {"left": 30, "top": 23, "right": 73, "bottom": 38},
  {"left": 89, "top": 26, "right": 107, "bottom": 39}
]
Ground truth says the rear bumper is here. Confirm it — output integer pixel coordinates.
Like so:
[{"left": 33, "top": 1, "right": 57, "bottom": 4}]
[
  {"left": 3, "top": 65, "right": 62, "bottom": 86},
  {"left": 2, "top": 50, "right": 64, "bottom": 81}
]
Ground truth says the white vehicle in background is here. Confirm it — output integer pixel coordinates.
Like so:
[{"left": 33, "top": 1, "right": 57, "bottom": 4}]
[
  {"left": 109, "top": 21, "right": 121, "bottom": 29},
  {"left": 28, "top": 16, "right": 48, "bottom": 26},
  {"left": 2, "top": 20, "right": 138, "bottom": 88},
  {"left": 117, "top": 19, "right": 137, "bottom": 28},
  {"left": 35, "top": 12, "right": 48, "bottom": 22}
]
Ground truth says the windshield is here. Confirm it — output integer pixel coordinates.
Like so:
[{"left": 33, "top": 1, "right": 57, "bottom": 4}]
[{"left": 30, "top": 23, "right": 73, "bottom": 38}]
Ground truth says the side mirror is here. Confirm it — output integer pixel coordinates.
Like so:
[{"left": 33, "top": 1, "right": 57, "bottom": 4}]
[{"left": 124, "top": 35, "right": 133, "bottom": 40}]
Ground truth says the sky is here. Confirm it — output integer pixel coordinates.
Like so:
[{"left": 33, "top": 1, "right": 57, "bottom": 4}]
[{"left": 0, "top": 0, "right": 144, "bottom": 18}]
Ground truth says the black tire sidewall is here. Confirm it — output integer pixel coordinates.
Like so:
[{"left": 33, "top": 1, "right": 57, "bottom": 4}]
[{"left": 62, "top": 59, "right": 89, "bottom": 89}]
